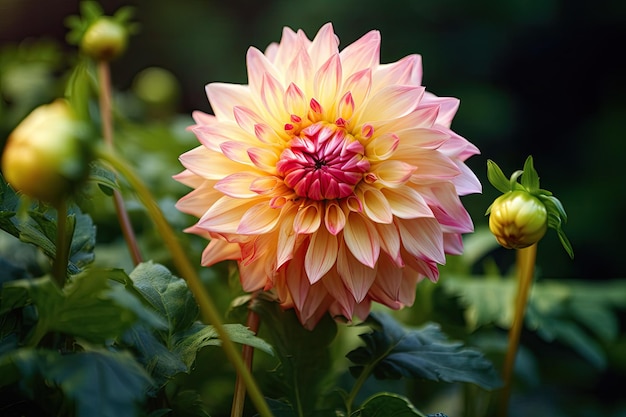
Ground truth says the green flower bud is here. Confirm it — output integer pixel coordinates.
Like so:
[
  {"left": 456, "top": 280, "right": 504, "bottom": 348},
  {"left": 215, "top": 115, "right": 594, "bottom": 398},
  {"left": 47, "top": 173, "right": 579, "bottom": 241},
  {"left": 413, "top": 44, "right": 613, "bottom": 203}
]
[
  {"left": 80, "top": 17, "right": 128, "bottom": 61},
  {"left": 1, "top": 99, "right": 91, "bottom": 205},
  {"left": 488, "top": 190, "right": 548, "bottom": 249}
]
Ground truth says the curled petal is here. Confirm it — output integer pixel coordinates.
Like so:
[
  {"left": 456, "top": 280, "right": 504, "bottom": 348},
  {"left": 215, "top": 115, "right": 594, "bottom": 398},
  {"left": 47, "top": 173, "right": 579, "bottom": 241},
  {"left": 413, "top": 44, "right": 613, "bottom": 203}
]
[
  {"left": 324, "top": 201, "right": 346, "bottom": 235},
  {"left": 201, "top": 238, "right": 241, "bottom": 266},
  {"left": 357, "top": 185, "right": 393, "bottom": 224},
  {"left": 293, "top": 202, "right": 322, "bottom": 234}
]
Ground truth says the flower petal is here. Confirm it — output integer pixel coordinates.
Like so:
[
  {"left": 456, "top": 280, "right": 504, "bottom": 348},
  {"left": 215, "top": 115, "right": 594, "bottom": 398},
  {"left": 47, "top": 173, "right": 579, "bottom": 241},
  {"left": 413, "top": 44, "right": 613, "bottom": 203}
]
[
  {"left": 343, "top": 212, "right": 380, "bottom": 268},
  {"left": 237, "top": 201, "right": 282, "bottom": 234},
  {"left": 305, "top": 227, "right": 338, "bottom": 284},
  {"left": 397, "top": 217, "right": 445, "bottom": 264}
]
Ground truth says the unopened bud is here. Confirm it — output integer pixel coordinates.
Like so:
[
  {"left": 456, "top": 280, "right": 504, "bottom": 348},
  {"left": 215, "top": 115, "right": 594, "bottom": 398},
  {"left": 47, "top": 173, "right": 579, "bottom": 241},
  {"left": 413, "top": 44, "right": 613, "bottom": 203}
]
[
  {"left": 1, "top": 99, "right": 91, "bottom": 205},
  {"left": 81, "top": 17, "right": 128, "bottom": 61},
  {"left": 488, "top": 190, "right": 547, "bottom": 249}
]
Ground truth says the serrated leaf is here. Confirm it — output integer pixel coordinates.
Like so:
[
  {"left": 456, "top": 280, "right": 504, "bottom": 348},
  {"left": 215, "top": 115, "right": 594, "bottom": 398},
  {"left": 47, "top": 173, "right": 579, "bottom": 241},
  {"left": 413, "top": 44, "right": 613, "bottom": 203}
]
[
  {"left": 252, "top": 296, "right": 338, "bottom": 415},
  {"left": 442, "top": 275, "right": 516, "bottom": 330},
  {"left": 173, "top": 322, "right": 273, "bottom": 369},
  {"left": 9, "top": 348, "right": 152, "bottom": 417},
  {"left": 352, "top": 393, "right": 425, "bottom": 417},
  {"left": 3, "top": 270, "right": 141, "bottom": 343},
  {"left": 347, "top": 312, "right": 502, "bottom": 390},
  {"left": 129, "top": 262, "right": 199, "bottom": 335}
]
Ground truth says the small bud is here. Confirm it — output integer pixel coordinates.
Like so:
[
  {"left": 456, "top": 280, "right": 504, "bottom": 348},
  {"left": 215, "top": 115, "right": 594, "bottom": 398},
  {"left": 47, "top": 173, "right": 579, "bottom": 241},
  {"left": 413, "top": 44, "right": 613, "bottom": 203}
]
[
  {"left": 488, "top": 190, "right": 547, "bottom": 249},
  {"left": 1, "top": 99, "right": 91, "bottom": 205},
  {"left": 80, "top": 17, "right": 128, "bottom": 61}
]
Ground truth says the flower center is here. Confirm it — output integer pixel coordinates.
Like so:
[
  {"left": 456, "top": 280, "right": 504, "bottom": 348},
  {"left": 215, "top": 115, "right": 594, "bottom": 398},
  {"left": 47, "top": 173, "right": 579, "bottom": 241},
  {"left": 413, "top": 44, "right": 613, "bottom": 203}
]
[{"left": 277, "top": 123, "right": 370, "bottom": 200}]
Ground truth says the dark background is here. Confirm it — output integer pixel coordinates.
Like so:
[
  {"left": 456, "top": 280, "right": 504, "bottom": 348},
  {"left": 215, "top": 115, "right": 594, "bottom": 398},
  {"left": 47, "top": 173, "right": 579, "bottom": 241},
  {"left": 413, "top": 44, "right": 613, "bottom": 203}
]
[{"left": 1, "top": 0, "right": 625, "bottom": 281}]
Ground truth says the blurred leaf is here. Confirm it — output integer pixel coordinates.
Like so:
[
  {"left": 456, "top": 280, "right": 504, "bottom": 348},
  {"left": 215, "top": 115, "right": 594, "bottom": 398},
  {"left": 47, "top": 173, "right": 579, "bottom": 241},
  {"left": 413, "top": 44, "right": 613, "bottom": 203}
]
[
  {"left": 347, "top": 312, "right": 502, "bottom": 390},
  {"left": 88, "top": 161, "right": 120, "bottom": 196},
  {"left": 7, "top": 347, "right": 151, "bottom": 417},
  {"left": 168, "top": 390, "right": 210, "bottom": 417},
  {"left": 442, "top": 275, "right": 516, "bottom": 330},
  {"left": 352, "top": 393, "right": 425, "bottom": 417},
  {"left": 252, "top": 296, "right": 338, "bottom": 416}
]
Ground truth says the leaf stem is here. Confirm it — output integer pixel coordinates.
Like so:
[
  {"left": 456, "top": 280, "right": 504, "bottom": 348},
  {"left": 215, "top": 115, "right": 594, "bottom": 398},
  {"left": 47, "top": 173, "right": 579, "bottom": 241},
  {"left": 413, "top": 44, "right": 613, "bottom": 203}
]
[
  {"left": 96, "top": 147, "right": 273, "bottom": 417},
  {"left": 231, "top": 305, "right": 261, "bottom": 417},
  {"left": 345, "top": 361, "right": 376, "bottom": 416},
  {"left": 97, "top": 60, "right": 143, "bottom": 266},
  {"left": 499, "top": 243, "right": 537, "bottom": 416},
  {"left": 52, "top": 200, "right": 69, "bottom": 287}
]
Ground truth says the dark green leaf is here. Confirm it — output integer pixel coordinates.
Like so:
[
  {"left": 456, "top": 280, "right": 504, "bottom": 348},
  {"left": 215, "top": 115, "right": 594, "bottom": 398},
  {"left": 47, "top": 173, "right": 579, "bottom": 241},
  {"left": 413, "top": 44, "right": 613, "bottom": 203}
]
[
  {"left": 88, "top": 161, "right": 120, "bottom": 195},
  {"left": 3, "top": 270, "right": 141, "bottom": 344},
  {"left": 347, "top": 312, "right": 502, "bottom": 390},
  {"left": 173, "top": 322, "right": 273, "bottom": 369},
  {"left": 9, "top": 348, "right": 152, "bottom": 417},
  {"left": 252, "top": 296, "right": 338, "bottom": 416},
  {"left": 129, "top": 262, "right": 198, "bottom": 335},
  {"left": 168, "top": 390, "right": 211, "bottom": 417},
  {"left": 352, "top": 393, "right": 425, "bottom": 417}
]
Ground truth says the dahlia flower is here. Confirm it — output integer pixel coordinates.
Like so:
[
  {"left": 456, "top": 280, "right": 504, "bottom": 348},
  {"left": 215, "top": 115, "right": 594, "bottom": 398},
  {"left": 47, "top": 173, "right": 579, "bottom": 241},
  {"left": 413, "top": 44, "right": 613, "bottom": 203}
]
[{"left": 176, "top": 23, "right": 480, "bottom": 328}]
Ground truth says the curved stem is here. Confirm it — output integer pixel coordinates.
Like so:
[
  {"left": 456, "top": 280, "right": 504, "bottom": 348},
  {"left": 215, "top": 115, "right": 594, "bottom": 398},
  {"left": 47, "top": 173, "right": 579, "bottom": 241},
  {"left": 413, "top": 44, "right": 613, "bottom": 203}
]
[
  {"left": 97, "top": 60, "right": 143, "bottom": 265},
  {"left": 231, "top": 306, "right": 261, "bottom": 417},
  {"left": 498, "top": 243, "right": 537, "bottom": 417},
  {"left": 345, "top": 361, "right": 375, "bottom": 416},
  {"left": 52, "top": 200, "right": 69, "bottom": 288},
  {"left": 97, "top": 148, "right": 273, "bottom": 417}
]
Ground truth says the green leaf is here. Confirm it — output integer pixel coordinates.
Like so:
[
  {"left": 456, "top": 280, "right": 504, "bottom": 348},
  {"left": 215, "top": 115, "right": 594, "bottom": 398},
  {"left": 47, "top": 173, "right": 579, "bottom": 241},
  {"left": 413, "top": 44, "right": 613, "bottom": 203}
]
[
  {"left": 129, "top": 262, "right": 199, "bottom": 335},
  {"left": 347, "top": 312, "right": 502, "bottom": 390},
  {"left": 520, "top": 155, "right": 540, "bottom": 192},
  {"left": 3, "top": 270, "right": 142, "bottom": 344},
  {"left": 443, "top": 275, "right": 516, "bottom": 331},
  {"left": 252, "top": 296, "right": 338, "bottom": 416},
  {"left": 486, "top": 160, "right": 511, "bottom": 194},
  {"left": 174, "top": 322, "right": 273, "bottom": 368},
  {"left": 9, "top": 347, "right": 152, "bottom": 417},
  {"left": 352, "top": 393, "right": 425, "bottom": 417},
  {"left": 88, "top": 161, "right": 120, "bottom": 195},
  {"left": 168, "top": 390, "right": 211, "bottom": 417}
]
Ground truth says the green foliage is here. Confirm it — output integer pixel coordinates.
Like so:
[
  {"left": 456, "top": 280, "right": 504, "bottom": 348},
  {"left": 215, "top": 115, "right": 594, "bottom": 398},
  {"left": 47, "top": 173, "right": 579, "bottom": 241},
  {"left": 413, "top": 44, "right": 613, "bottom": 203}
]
[
  {"left": 0, "top": 174, "right": 96, "bottom": 274},
  {"left": 3, "top": 348, "right": 152, "bottom": 417},
  {"left": 252, "top": 296, "right": 338, "bottom": 416},
  {"left": 443, "top": 275, "right": 626, "bottom": 369},
  {"left": 347, "top": 312, "right": 502, "bottom": 391},
  {"left": 352, "top": 393, "right": 431, "bottom": 417}
]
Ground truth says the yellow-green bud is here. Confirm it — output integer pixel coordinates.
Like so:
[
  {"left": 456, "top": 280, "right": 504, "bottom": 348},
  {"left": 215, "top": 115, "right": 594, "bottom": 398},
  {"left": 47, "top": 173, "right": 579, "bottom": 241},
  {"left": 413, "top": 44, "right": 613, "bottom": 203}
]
[
  {"left": 1, "top": 99, "right": 91, "bottom": 205},
  {"left": 488, "top": 190, "right": 548, "bottom": 249},
  {"left": 80, "top": 17, "right": 128, "bottom": 61}
]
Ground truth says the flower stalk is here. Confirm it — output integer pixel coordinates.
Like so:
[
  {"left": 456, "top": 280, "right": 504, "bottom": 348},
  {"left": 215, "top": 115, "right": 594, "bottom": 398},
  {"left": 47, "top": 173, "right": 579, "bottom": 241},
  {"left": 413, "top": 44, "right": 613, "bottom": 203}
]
[
  {"left": 97, "top": 147, "right": 273, "bottom": 417},
  {"left": 231, "top": 306, "right": 261, "bottom": 417},
  {"left": 498, "top": 243, "right": 537, "bottom": 417},
  {"left": 97, "top": 59, "right": 143, "bottom": 265}
]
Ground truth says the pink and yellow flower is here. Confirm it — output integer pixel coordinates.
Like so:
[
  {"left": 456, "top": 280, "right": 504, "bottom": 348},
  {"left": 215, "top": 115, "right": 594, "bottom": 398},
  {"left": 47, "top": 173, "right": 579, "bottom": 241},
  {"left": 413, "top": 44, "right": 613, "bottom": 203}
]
[{"left": 176, "top": 23, "right": 480, "bottom": 328}]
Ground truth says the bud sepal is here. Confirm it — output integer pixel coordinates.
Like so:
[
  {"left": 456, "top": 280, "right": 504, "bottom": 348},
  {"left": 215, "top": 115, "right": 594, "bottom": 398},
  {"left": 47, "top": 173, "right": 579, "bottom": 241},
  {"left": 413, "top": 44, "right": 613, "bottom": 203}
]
[{"left": 486, "top": 156, "right": 573, "bottom": 258}]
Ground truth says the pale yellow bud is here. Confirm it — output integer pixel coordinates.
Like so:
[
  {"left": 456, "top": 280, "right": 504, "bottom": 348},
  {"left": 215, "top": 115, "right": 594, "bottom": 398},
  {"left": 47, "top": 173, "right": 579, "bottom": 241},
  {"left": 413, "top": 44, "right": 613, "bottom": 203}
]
[{"left": 488, "top": 190, "right": 548, "bottom": 249}]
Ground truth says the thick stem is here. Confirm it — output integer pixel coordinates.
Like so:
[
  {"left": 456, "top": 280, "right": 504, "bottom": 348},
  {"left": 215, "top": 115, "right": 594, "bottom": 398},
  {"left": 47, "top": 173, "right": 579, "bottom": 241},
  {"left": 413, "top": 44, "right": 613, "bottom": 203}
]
[
  {"left": 97, "top": 148, "right": 273, "bottom": 417},
  {"left": 97, "top": 60, "right": 143, "bottom": 265},
  {"left": 498, "top": 243, "right": 537, "bottom": 417},
  {"left": 231, "top": 306, "right": 261, "bottom": 417},
  {"left": 52, "top": 200, "right": 69, "bottom": 288}
]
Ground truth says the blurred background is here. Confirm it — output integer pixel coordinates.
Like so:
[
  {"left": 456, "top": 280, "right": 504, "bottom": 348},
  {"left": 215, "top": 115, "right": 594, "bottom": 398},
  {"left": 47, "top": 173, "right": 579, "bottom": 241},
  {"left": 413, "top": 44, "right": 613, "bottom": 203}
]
[{"left": 1, "top": 0, "right": 625, "bottom": 279}]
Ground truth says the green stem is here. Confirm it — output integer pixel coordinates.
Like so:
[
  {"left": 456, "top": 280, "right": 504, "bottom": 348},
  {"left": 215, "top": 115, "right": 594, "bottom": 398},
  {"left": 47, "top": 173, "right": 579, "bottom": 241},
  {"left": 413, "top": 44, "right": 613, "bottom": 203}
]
[
  {"left": 97, "top": 60, "right": 143, "bottom": 266},
  {"left": 52, "top": 200, "right": 69, "bottom": 288},
  {"left": 97, "top": 147, "right": 273, "bottom": 417},
  {"left": 499, "top": 243, "right": 537, "bottom": 417},
  {"left": 345, "top": 361, "right": 375, "bottom": 416}
]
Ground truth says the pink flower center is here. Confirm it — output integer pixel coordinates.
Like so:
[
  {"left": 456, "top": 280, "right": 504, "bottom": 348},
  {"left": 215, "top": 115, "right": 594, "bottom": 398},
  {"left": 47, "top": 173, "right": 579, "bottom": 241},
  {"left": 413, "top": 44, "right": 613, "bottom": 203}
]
[{"left": 277, "top": 123, "right": 370, "bottom": 200}]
